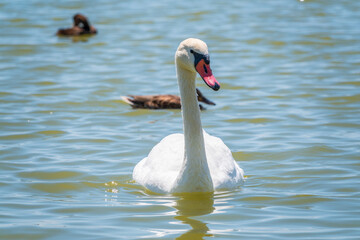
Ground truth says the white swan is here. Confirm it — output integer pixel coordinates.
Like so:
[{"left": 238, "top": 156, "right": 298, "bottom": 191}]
[{"left": 133, "top": 38, "right": 244, "bottom": 193}]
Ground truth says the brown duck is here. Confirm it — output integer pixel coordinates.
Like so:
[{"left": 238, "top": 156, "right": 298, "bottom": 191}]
[
  {"left": 122, "top": 88, "right": 215, "bottom": 110},
  {"left": 57, "top": 14, "right": 97, "bottom": 36}
]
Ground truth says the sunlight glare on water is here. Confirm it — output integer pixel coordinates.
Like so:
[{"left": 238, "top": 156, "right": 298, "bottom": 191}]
[{"left": 0, "top": 0, "right": 360, "bottom": 239}]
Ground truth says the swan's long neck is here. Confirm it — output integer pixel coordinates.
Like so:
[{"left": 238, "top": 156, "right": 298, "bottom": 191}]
[{"left": 171, "top": 64, "right": 213, "bottom": 193}]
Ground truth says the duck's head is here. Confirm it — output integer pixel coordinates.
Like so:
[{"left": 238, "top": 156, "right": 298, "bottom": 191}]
[
  {"left": 175, "top": 38, "right": 220, "bottom": 91},
  {"left": 73, "top": 14, "right": 90, "bottom": 31}
]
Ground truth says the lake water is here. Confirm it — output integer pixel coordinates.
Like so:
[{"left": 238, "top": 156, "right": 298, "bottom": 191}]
[{"left": 0, "top": 0, "right": 359, "bottom": 239}]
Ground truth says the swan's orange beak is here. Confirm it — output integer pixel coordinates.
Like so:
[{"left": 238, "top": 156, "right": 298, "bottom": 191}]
[{"left": 195, "top": 59, "right": 220, "bottom": 91}]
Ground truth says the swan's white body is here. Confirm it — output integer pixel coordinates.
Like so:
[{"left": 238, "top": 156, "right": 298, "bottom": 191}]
[{"left": 133, "top": 38, "right": 244, "bottom": 193}]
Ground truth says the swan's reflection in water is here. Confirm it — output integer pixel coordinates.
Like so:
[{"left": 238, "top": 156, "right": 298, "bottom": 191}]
[{"left": 173, "top": 192, "right": 214, "bottom": 240}]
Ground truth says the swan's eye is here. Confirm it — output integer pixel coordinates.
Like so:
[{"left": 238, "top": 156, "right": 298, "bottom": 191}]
[{"left": 190, "top": 49, "right": 194, "bottom": 54}]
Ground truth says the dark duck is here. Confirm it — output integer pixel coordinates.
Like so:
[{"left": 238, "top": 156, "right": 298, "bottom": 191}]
[
  {"left": 121, "top": 88, "right": 215, "bottom": 110},
  {"left": 57, "top": 14, "right": 97, "bottom": 36}
]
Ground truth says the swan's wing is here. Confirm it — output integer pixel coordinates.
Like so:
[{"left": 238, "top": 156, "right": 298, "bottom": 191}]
[
  {"left": 133, "top": 131, "right": 244, "bottom": 193},
  {"left": 203, "top": 131, "right": 244, "bottom": 189},
  {"left": 133, "top": 133, "right": 184, "bottom": 193}
]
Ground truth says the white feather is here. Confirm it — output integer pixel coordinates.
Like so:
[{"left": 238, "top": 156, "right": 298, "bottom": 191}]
[{"left": 133, "top": 130, "right": 244, "bottom": 193}]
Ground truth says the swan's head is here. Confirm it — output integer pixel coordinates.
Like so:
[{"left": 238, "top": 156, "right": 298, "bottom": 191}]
[{"left": 175, "top": 38, "right": 220, "bottom": 91}]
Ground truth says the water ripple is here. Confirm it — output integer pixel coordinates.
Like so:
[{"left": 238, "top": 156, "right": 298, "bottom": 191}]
[{"left": 0, "top": 0, "right": 360, "bottom": 239}]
